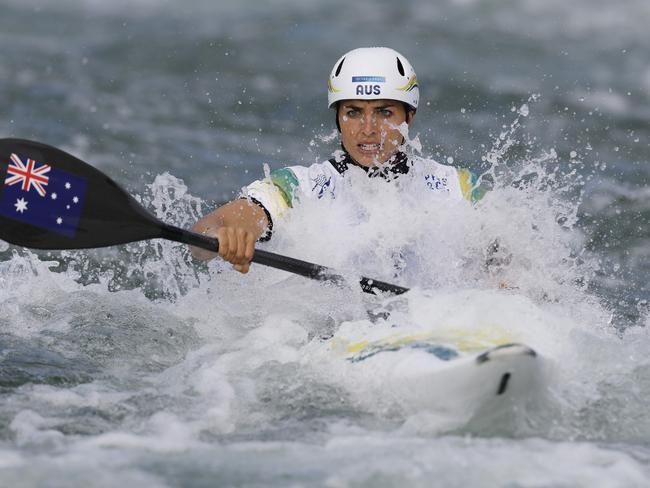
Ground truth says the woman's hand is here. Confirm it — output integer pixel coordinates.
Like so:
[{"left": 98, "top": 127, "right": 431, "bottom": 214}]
[
  {"left": 214, "top": 226, "right": 257, "bottom": 273},
  {"left": 191, "top": 199, "right": 269, "bottom": 273}
]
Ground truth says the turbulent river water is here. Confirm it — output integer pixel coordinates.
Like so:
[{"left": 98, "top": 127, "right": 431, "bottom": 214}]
[{"left": 1, "top": 0, "right": 650, "bottom": 486}]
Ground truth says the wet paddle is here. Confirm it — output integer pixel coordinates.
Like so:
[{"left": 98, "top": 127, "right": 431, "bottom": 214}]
[{"left": 0, "top": 138, "right": 408, "bottom": 295}]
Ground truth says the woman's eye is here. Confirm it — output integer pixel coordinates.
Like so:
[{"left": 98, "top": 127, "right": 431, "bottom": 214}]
[
  {"left": 380, "top": 109, "right": 393, "bottom": 117},
  {"left": 347, "top": 110, "right": 360, "bottom": 117}
]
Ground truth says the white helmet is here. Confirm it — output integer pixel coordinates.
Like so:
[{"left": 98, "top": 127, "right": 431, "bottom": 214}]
[{"left": 327, "top": 47, "right": 419, "bottom": 110}]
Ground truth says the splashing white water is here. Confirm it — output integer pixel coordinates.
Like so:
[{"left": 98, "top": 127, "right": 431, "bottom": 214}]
[{"left": 2, "top": 103, "right": 650, "bottom": 488}]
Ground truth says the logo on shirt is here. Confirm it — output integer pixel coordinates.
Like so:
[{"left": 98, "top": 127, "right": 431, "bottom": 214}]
[
  {"left": 424, "top": 174, "right": 448, "bottom": 191},
  {"left": 311, "top": 174, "right": 332, "bottom": 198}
]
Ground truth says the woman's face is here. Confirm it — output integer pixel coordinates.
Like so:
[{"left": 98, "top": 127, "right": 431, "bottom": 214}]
[{"left": 338, "top": 99, "right": 413, "bottom": 167}]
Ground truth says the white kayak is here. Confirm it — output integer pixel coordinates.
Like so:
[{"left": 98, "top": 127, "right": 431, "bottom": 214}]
[{"left": 310, "top": 325, "right": 543, "bottom": 427}]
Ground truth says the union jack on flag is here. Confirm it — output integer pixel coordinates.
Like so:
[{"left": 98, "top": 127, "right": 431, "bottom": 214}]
[{"left": 5, "top": 153, "right": 51, "bottom": 197}]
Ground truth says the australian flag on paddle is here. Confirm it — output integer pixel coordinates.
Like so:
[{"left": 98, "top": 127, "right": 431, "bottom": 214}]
[{"left": 0, "top": 153, "right": 87, "bottom": 238}]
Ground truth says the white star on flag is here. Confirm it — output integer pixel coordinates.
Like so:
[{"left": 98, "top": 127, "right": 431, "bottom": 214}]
[
  {"left": 0, "top": 153, "right": 87, "bottom": 239},
  {"left": 14, "top": 198, "right": 28, "bottom": 213}
]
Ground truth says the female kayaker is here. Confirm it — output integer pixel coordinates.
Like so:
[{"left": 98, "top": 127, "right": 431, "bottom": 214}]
[{"left": 192, "top": 47, "right": 480, "bottom": 272}]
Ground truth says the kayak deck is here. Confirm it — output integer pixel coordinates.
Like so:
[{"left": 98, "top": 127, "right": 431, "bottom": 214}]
[{"left": 322, "top": 331, "right": 542, "bottom": 423}]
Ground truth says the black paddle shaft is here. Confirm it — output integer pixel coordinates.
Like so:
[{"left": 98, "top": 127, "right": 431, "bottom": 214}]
[
  {"left": 0, "top": 138, "right": 409, "bottom": 296},
  {"left": 161, "top": 224, "right": 409, "bottom": 295}
]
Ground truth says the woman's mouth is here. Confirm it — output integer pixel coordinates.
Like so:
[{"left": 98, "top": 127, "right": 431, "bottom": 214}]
[{"left": 358, "top": 143, "right": 381, "bottom": 154}]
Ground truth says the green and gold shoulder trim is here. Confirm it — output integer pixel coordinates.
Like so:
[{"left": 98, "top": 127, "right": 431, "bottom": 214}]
[
  {"left": 270, "top": 167, "right": 299, "bottom": 208},
  {"left": 456, "top": 168, "right": 485, "bottom": 203}
]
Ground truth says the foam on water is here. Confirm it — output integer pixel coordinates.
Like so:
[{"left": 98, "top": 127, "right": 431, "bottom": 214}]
[
  {"left": 2, "top": 432, "right": 650, "bottom": 487},
  {"left": 2, "top": 99, "right": 650, "bottom": 486}
]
